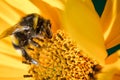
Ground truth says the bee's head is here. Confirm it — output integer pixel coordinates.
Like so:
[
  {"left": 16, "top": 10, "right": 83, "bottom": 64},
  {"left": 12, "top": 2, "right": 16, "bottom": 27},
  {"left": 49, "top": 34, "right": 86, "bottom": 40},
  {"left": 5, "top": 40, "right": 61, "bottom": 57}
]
[
  {"left": 19, "top": 13, "right": 52, "bottom": 39},
  {"left": 35, "top": 15, "right": 52, "bottom": 39},
  {"left": 38, "top": 19, "right": 52, "bottom": 39}
]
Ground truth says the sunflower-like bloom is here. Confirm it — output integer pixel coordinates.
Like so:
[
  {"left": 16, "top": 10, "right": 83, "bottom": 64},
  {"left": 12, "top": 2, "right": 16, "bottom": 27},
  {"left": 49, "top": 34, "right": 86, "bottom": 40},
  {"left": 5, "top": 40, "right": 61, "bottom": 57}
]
[{"left": 0, "top": 0, "right": 120, "bottom": 80}]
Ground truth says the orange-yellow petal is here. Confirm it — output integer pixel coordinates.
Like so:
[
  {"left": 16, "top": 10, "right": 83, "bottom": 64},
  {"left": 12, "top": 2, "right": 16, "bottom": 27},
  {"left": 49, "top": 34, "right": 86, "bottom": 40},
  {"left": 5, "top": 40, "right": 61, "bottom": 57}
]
[
  {"left": 105, "top": 50, "right": 120, "bottom": 64},
  {"left": 42, "top": 0, "right": 64, "bottom": 10},
  {"left": 97, "top": 58, "right": 120, "bottom": 80},
  {"left": 101, "top": 0, "right": 120, "bottom": 49},
  {"left": 63, "top": 0, "right": 107, "bottom": 64},
  {"left": 112, "top": 70, "right": 120, "bottom": 80}
]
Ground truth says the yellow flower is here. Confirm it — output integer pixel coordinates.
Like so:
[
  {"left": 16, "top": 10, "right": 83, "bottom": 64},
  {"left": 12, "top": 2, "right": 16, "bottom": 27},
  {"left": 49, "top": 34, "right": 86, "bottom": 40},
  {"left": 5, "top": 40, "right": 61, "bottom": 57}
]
[
  {"left": 0, "top": 0, "right": 119, "bottom": 80},
  {"left": 62, "top": 0, "right": 120, "bottom": 80}
]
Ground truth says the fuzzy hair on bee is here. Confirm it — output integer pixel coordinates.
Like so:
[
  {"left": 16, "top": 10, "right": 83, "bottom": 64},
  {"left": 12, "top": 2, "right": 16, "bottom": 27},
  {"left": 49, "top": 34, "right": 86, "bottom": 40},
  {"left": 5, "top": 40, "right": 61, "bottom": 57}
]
[{"left": 0, "top": 13, "right": 52, "bottom": 64}]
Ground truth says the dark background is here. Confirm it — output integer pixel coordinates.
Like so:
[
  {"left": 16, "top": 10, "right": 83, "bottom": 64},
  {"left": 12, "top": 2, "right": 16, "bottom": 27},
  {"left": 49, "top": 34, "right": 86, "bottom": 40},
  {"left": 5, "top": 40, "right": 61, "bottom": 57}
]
[{"left": 92, "top": 0, "right": 120, "bottom": 55}]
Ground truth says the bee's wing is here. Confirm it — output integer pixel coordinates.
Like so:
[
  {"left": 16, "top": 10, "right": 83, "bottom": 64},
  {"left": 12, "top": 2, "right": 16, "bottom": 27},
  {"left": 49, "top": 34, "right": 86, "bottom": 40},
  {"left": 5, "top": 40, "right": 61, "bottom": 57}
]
[{"left": 0, "top": 24, "right": 20, "bottom": 39}]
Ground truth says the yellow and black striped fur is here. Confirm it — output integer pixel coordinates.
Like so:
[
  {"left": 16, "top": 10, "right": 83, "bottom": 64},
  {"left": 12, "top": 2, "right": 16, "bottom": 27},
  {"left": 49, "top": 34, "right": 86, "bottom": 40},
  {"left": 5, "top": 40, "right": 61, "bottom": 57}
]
[{"left": 0, "top": 13, "right": 52, "bottom": 64}]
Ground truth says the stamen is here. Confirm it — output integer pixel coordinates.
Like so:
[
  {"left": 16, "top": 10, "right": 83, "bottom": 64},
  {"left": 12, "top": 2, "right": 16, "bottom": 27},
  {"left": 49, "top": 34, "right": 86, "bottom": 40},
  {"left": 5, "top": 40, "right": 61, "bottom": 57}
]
[{"left": 23, "top": 74, "right": 33, "bottom": 78}]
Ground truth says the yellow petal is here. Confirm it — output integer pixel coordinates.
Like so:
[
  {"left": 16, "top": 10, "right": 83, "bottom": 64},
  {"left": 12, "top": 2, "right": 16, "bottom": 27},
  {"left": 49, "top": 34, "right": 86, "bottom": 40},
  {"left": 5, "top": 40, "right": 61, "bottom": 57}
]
[
  {"left": 0, "top": 77, "right": 25, "bottom": 80},
  {"left": 0, "top": 78, "right": 32, "bottom": 80},
  {"left": 0, "top": 18, "right": 10, "bottom": 34},
  {"left": 0, "top": 65, "right": 28, "bottom": 78},
  {"left": 5, "top": 0, "right": 40, "bottom": 14},
  {"left": 31, "top": 0, "right": 63, "bottom": 32},
  {"left": 63, "top": 0, "right": 107, "bottom": 64},
  {"left": 0, "top": 50, "right": 28, "bottom": 70},
  {"left": 0, "top": 1, "right": 20, "bottom": 25},
  {"left": 101, "top": 0, "right": 120, "bottom": 48}
]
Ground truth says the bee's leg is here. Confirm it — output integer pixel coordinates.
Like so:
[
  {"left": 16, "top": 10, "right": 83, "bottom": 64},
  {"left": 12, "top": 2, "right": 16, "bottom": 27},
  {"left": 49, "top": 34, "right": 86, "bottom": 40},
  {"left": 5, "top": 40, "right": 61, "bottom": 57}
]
[
  {"left": 29, "top": 38, "right": 41, "bottom": 48},
  {"left": 21, "top": 49, "right": 38, "bottom": 64},
  {"left": 12, "top": 43, "right": 38, "bottom": 64}
]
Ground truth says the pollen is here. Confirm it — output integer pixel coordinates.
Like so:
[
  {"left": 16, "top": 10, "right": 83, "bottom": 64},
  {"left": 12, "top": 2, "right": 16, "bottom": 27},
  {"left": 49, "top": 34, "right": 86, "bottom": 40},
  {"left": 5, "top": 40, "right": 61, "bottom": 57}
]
[{"left": 24, "top": 30, "right": 102, "bottom": 80}]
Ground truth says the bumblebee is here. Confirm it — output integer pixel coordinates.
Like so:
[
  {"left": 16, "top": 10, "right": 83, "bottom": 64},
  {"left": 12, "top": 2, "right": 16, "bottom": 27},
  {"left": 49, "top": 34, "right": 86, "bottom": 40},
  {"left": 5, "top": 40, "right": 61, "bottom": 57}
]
[{"left": 0, "top": 13, "right": 52, "bottom": 64}]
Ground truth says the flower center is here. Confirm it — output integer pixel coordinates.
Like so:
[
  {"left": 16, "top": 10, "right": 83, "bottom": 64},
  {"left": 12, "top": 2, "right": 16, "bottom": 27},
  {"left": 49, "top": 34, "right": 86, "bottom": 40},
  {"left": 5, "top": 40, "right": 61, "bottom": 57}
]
[{"left": 23, "top": 30, "right": 102, "bottom": 80}]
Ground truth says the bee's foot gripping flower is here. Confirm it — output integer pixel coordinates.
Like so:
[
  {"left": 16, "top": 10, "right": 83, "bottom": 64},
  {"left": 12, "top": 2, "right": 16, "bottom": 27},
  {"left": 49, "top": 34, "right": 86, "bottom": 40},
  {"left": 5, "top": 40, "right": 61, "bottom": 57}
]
[{"left": 23, "top": 30, "right": 102, "bottom": 80}]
